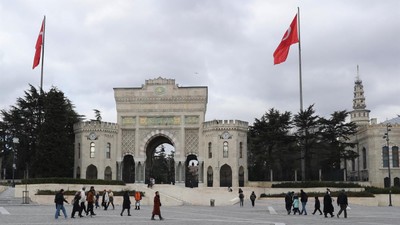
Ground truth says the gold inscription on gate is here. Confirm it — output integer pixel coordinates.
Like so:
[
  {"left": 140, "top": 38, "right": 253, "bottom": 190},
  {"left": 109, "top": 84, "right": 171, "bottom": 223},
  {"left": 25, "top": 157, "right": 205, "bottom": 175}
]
[
  {"left": 184, "top": 116, "right": 199, "bottom": 124},
  {"left": 139, "top": 116, "right": 181, "bottom": 126},
  {"left": 122, "top": 116, "right": 136, "bottom": 125}
]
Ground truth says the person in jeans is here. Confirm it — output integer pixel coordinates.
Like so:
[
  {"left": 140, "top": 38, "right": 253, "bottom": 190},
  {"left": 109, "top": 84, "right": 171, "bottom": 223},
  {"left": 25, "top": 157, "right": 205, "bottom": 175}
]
[
  {"left": 337, "top": 190, "right": 348, "bottom": 218},
  {"left": 54, "top": 189, "right": 69, "bottom": 219},
  {"left": 299, "top": 189, "right": 308, "bottom": 215}
]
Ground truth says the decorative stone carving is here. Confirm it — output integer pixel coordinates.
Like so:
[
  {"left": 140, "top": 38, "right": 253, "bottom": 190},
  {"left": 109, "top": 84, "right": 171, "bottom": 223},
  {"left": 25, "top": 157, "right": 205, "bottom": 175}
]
[
  {"left": 122, "top": 129, "right": 135, "bottom": 155},
  {"left": 185, "top": 129, "right": 199, "bottom": 155}
]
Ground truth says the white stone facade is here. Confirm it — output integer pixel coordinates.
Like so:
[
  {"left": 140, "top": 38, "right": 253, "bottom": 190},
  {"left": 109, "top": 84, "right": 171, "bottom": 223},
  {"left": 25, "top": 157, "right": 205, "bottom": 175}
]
[
  {"left": 347, "top": 75, "right": 400, "bottom": 188},
  {"left": 73, "top": 78, "right": 248, "bottom": 187}
]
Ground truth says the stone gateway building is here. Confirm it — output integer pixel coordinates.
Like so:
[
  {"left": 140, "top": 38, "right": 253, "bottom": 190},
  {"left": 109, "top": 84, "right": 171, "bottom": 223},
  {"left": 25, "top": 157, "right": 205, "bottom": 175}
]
[{"left": 73, "top": 78, "right": 248, "bottom": 187}]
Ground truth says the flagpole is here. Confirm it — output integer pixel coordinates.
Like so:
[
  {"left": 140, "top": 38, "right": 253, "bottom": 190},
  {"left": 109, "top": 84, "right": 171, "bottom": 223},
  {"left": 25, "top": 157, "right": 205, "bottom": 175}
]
[
  {"left": 297, "top": 7, "right": 303, "bottom": 112},
  {"left": 297, "top": 7, "right": 306, "bottom": 181},
  {"left": 40, "top": 15, "right": 46, "bottom": 91}
]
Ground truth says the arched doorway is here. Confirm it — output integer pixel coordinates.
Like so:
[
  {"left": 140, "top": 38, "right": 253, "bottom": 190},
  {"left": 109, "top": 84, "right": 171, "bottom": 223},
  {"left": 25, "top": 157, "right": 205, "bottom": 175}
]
[
  {"left": 104, "top": 166, "right": 112, "bottom": 180},
  {"left": 238, "top": 166, "right": 244, "bottom": 187},
  {"left": 207, "top": 166, "right": 213, "bottom": 187},
  {"left": 122, "top": 155, "right": 135, "bottom": 183},
  {"left": 185, "top": 155, "right": 199, "bottom": 188},
  {"left": 220, "top": 164, "right": 232, "bottom": 187},
  {"left": 76, "top": 166, "right": 81, "bottom": 179},
  {"left": 86, "top": 164, "right": 98, "bottom": 180},
  {"left": 145, "top": 135, "right": 175, "bottom": 185},
  {"left": 395, "top": 177, "right": 400, "bottom": 187}
]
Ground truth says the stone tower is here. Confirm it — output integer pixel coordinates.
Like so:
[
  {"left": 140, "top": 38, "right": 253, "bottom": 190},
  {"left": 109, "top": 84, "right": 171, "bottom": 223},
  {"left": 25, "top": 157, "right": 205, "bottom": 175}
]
[{"left": 350, "top": 66, "right": 370, "bottom": 126}]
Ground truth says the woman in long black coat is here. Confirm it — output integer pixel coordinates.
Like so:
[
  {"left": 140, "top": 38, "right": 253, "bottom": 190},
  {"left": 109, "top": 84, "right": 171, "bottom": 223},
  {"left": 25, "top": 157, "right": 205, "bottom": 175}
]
[
  {"left": 323, "top": 191, "right": 334, "bottom": 217},
  {"left": 284, "top": 192, "right": 293, "bottom": 214},
  {"left": 120, "top": 191, "right": 131, "bottom": 216}
]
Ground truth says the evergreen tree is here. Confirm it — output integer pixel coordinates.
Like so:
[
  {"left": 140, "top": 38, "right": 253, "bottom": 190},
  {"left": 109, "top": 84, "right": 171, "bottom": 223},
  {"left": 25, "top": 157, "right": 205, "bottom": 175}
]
[
  {"left": 318, "top": 110, "right": 358, "bottom": 180},
  {"left": 248, "top": 108, "right": 295, "bottom": 181},
  {"left": 1, "top": 85, "right": 81, "bottom": 178},
  {"left": 293, "top": 104, "right": 320, "bottom": 181}
]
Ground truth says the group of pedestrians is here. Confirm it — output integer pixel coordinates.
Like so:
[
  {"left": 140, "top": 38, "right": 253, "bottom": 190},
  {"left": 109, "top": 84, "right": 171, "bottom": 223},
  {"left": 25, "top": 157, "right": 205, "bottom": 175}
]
[
  {"left": 54, "top": 186, "right": 163, "bottom": 220},
  {"left": 238, "top": 188, "right": 258, "bottom": 207},
  {"left": 284, "top": 189, "right": 349, "bottom": 218}
]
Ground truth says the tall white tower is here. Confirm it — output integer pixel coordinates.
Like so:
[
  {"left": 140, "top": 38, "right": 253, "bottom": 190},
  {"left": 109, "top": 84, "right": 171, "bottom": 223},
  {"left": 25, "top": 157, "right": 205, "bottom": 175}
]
[{"left": 350, "top": 65, "right": 370, "bottom": 126}]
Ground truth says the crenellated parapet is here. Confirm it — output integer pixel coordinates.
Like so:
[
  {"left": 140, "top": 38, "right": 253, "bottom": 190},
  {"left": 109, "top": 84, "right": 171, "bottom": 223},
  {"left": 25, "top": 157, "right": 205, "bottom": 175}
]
[
  {"left": 203, "top": 119, "right": 249, "bottom": 132},
  {"left": 145, "top": 77, "right": 177, "bottom": 86},
  {"left": 73, "top": 120, "right": 119, "bottom": 133}
]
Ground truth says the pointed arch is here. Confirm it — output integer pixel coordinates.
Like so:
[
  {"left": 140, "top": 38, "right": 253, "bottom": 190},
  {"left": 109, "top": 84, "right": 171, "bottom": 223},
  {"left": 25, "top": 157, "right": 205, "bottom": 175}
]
[
  {"left": 104, "top": 166, "right": 112, "bottom": 180},
  {"left": 86, "top": 164, "right": 98, "bottom": 180},
  {"left": 207, "top": 166, "right": 213, "bottom": 187},
  {"left": 238, "top": 166, "right": 244, "bottom": 187},
  {"left": 220, "top": 164, "right": 232, "bottom": 187}
]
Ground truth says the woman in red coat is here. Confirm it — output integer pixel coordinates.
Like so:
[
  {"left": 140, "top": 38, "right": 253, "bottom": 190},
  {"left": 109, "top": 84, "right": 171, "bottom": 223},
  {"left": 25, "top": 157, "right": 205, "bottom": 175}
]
[{"left": 151, "top": 191, "right": 163, "bottom": 220}]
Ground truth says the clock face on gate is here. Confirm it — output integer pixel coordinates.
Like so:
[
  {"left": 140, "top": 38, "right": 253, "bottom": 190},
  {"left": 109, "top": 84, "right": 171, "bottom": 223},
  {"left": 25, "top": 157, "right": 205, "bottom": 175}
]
[
  {"left": 221, "top": 131, "right": 231, "bottom": 139},
  {"left": 154, "top": 86, "right": 166, "bottom": 95},
  {"left": 88, "top": 132, "right": 97, "bottom": 140}
]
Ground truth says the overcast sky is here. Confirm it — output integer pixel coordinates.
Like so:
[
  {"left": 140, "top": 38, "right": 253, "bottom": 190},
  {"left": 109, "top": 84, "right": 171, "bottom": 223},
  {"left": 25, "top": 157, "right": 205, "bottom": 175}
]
[{"left": 1, "top": 0, "right": 399, "bottom": 125}]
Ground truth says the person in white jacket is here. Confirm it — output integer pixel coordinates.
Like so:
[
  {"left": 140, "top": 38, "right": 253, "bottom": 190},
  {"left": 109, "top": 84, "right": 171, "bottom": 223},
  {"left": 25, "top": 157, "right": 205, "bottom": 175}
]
[
  {"left": 101, "top": 189, "right": 109, "bottom": 210},
  {"left": 78, "top": 187, "right": 87, "bottom": 217}
]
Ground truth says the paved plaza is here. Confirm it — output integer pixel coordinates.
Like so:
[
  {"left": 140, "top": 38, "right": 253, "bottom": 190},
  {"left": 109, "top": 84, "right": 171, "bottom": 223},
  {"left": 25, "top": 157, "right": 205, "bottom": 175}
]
[{"left": 1, "top": 197, "right": 400, "bottom": 225}]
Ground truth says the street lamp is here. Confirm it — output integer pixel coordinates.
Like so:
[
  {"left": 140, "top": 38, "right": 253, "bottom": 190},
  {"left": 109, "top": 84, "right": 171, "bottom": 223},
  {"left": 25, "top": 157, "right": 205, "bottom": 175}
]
[
  {"left": 383, "top": 124, "right": 392, "bottom": 206},
  {"left": 12, "top": 137, "right": 19, "bottom": 188}
]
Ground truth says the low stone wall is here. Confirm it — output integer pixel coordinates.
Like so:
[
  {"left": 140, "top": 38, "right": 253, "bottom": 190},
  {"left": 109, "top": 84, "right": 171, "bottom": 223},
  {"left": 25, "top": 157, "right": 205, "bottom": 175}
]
[
  {"left": 12, "top": 183, "right": 400, "bottom": 207},
  {"left": 14, "top": 183, "right": 183, "bottom": 206}
]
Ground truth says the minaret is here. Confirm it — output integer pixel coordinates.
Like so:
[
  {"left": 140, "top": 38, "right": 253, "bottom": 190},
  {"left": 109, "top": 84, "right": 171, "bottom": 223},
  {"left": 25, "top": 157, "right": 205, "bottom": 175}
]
[{"left": 350, "top": 65, "right": 370, "bottom": 126}]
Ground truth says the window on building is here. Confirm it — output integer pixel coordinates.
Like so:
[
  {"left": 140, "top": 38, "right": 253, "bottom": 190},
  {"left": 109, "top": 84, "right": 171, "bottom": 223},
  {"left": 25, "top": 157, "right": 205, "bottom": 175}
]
[
  {"left": 362, "top": 148, "right": 367, "bottom": 169},
  {"left": 351, "top": 158, "right": 355, "bottom": 171},
  {"left": 78, "top": 143, "right": 81, "bottom": 159},
  {"left": 223, "top": 141, "right": 229, "bottom": 158},
  {"left": 106, "top": 143, "right": 111, "bottom": 159},
  {"left": 223, "top": 141, "right": 228, "bottom": 158},
  {"left": 208, "top": 142, "right": 212, "bottom": 158},
  {"left": 392, "top": 146, "right": 399, "bottom": 167},
  {"left": 90, "top": 142, "right": 95, "bottom": 158},
  {"left": 239, "top": 142, "right": 243, "bottom": 158},
  {"left": 394, "top": 177, "right": 400, "bottom": 187},
  {"left": 383, "top": 146, "right": 389, "bottom": 167}
]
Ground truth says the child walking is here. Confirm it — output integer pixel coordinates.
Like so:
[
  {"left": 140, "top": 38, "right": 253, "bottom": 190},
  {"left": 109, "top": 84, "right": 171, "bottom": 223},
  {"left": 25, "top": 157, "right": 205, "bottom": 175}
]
[
  {"left": 312, "top": 196, "right": 323, "bottom": 215},
  {"left": 292, "top": 195, "right": 300, "bottom": 215}
]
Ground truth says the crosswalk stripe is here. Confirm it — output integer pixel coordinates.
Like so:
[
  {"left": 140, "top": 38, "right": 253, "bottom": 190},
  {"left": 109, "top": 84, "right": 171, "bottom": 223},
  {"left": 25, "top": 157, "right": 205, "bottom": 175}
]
[
  {"left": 0, "top": 207, "right": 10, "bottom": 215},
  {"left": 268, "top": 206, "right": 277, "bottom": 215}
]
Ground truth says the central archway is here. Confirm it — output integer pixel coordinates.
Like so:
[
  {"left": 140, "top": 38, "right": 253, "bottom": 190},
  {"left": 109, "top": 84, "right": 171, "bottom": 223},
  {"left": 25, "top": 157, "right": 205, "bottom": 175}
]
[{"left": 145, "top": 135, "right": 175, "bottom": 185}]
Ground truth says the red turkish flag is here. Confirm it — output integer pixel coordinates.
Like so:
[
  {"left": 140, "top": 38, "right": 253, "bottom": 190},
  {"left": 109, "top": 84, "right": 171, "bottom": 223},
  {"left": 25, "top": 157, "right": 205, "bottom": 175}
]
[
  {"left": 273, "top": 14, "right": 299, "bottom": 65},
  {"left": 32, "top": 19, "right": 44, "bottom": 69}
]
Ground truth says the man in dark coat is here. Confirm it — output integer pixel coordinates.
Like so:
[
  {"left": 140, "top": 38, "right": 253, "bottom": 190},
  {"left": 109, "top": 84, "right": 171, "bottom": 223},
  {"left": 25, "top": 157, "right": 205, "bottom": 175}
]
[
  {"left": 151, "top": 191, "right": 163, "bottom": 220},
  {"left": 120, "top": 191, "right": 131, "bottom": 216},
  {"left": 54, "top": 189, "right": 69, "bottom": 219},
  {"left": 250, "top": 191, "right": 257, "bottom": 207},
  {"left": 285, "top": 192, "right": 293, "bottom": 215},
  {"left": 337, "top": 189, "right": 348, "bottom": 218},
  {"left": 71, "top": 191, "right": 81, "bottom": 218},
  {"left": 323, "top": 191, "right": 334, "bottom": 218},
  {"left": 300, "top": 189, "right": 308, "bottom": 215}
]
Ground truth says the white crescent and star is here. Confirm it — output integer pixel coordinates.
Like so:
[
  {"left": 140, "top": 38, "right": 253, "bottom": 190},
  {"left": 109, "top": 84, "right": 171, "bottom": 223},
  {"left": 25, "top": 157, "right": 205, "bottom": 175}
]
[{"left": 282, "top": 27, "right": 291, "bottom": 41}]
